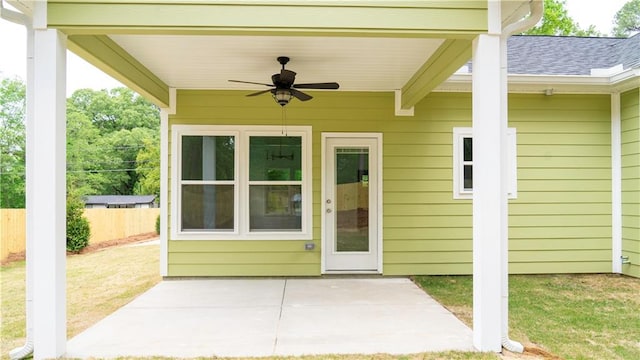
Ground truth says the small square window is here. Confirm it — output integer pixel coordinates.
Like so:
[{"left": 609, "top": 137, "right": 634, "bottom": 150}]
[{"left": 453, "top": 127, "right": 517, "bottom": 199}]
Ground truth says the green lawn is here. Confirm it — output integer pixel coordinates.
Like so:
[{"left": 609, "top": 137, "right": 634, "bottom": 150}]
[
  {"left": 2, "top": 244, "right": 639, "bottom": 360},
  {"left": 415, "top": 274, "right": 640, "bottom": 360},
  {"left": 1, "top": 244, "right": 161, "bottom": 359}
]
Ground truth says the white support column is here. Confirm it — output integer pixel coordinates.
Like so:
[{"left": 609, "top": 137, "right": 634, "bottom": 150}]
[
  {"left": 31, "top": 26, "right": 67, "bottom": 358},
  {"left": 160, "top": 109, "right": 169, "bottom": 276},
  {"left": 471, "top": 32, "right": 505, "bottom": 352},
  {"left": 159, "top": 88, "right": 175, "bottom": 277},
  {"left": 23, "top": 19, "right": 36, "bottom": 360},
  {"left": 611, "top": 92, "right": 622, "bottom": 274}
]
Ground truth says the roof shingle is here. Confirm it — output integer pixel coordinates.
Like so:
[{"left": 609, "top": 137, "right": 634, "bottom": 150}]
[{"left": 506, "top": 33, "right": 640, "bottom": 75}]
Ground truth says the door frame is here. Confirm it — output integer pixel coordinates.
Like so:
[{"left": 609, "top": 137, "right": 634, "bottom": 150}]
[{"left": 321, "top": 132, "right": 383, "bottom": 274}]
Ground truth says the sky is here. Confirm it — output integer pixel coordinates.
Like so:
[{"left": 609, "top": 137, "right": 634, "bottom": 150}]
[{"left": 0, "top": 0, "right": 631, "bottom": 96}]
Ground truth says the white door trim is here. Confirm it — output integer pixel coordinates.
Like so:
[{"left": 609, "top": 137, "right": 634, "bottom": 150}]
[{"left": 321, "top": 132, "right": 383, "bottom": 274}]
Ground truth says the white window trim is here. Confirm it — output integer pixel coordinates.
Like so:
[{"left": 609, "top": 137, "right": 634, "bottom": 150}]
[
  {"left": 453, "top": 127, "right": 517, "bottom": 199},
  {"left": 171, "top": 125, "right": 312, "bottom": 240}
]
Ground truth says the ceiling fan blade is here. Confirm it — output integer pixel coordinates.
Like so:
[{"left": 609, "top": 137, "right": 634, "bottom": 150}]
[
  {"left": 246, "top": 89, "right": 273, "bottom": 97},
  {"left": 290, "top": 89, "right": 313, "bottom": 101},
  {"left": 280, "top": 69, "right": 297, "bottom": 86},
  {"left": 228, "top": 80, "right": 274, "bottom": 87},
  {"left": 293, "top": 82, "right": 340, "bottom": 90}
]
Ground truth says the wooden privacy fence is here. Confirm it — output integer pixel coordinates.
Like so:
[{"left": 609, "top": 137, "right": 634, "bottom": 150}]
[
  {"left": 1, "top": 208, "right": 160, "bottom": 261},
  {"left": 1, "top": 209, "right": 25, "bottom": 261}
]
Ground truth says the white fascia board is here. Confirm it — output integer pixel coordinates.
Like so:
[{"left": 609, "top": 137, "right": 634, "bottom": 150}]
[
  {"left": 611, "top": 69, "right": 640, "bottom": 93},
  {"left": 436, "top": 71, "right": 640, "bottom": 94}
]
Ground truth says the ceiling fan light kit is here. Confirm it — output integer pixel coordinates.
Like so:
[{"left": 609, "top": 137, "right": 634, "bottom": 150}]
[
  {"left": 273, "top": 89, "right": 294, "bottom": 106},
  {"left": 229, "top": 56, "right": 339, "bottom": 107}
]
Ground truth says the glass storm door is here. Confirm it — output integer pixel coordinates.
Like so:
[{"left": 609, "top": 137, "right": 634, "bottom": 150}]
[{"left": 324, "top": 135, "right": 380, "bottom": 272}]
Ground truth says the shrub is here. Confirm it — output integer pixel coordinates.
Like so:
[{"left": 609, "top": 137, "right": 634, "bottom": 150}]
[
  {"left": 155, "top": 214, "right": 161, "bottom": 235},
  {"left": 67, "top": 194, "right": 91, "bottom": 252}
]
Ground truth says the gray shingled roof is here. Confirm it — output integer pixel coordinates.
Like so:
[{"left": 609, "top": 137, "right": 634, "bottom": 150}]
[
  {"left": 617, "top": 33, "right": 640, "bottom": 70},
  {"left": 506, "top": 33, "right": 640, "bottom": 75},
  {"left": 84, "top": 195, "right": 156, "bottom": 205}
]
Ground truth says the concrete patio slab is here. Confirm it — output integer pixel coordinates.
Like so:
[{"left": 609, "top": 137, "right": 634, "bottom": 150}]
[{"left": 65, "top": 278, "right": 475, "bottom": 358}]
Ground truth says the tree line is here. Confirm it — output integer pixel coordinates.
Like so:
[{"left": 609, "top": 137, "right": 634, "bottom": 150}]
[{"left": 1, "top": 77, "right": 160, "bottom": 208}]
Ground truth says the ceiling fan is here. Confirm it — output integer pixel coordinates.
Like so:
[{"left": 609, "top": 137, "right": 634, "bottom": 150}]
[{"left": 229, "top": 56, "right": 340, "bottom": 106}]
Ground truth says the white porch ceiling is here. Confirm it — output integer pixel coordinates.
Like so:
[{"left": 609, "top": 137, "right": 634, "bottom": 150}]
[{"left": 109, "top": 35, "right": 445, "bottom": 92}]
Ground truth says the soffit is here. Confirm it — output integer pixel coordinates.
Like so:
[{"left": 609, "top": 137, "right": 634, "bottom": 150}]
[{"left": 108, "top": 34, "right": 445, "bottom": 92}]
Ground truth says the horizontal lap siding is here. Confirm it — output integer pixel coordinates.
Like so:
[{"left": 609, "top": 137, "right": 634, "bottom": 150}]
[
  {"left": 168, "top": 90, "right": 612, "bottom": 277},
  {"left": 383, "top": 93, "right": 472, "bottom": 275},
  {"left": 169, "top": 91, "right": 402, "bottom": 276},
  {"left": 387, "top": 93, "right": 613, "bottom": 275},
  {"left": 509, "top": 94, "right": 612, "bottom": 274},
  {"left": 621, "top": 89, "right": 640, "bottom": 278}
]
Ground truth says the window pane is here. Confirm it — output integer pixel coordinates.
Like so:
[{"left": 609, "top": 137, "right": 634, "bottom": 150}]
[
  {"left": 250, "top": 136, "right": 302, "bottom": 181},
  {"left": 336, "top": 149, "right": 369, "bottom": 252},
  {"left": 463, "top": 137, "right": 473, "bottom": 162},
  {"left": 249, "top": 185, "right": 302, "bottom": 231},
  {"left": 463, "top": 165, "right": 473, "bottom": 190},
  {"left": 182, "top": 136, "right": 234, "bottom": 181},
  {"left": 181, "top": 185, "right": 234, "bottom": 231}
]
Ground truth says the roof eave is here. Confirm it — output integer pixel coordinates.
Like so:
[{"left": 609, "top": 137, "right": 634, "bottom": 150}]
[{"left": 435, "top": 70, "right": 640, "bottom": 94}]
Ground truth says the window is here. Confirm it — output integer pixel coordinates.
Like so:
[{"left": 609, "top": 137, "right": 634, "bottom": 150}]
[
  {"left": 172, "top": 125, "right": 311, "bottom": 240},
  {"left": 248, "top": 136, "right": 302, "bottom": 232},
  {"left": 453, "top": 127, "right": 517, "bottom": 199},
  {"left": 180, "top": 134, "right": 236, "bottom": 232}
]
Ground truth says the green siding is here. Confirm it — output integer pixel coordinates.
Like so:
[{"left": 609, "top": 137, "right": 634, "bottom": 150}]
[
  {"left": 508, "top": 94, "right": 612, "bottom": 274},
  {"left": 168, "top": 91, "right": 613, "bottom": 277},
  {"left": 48, "top": 1, "right": 487, "bottom": 37},
  {"left": 621, "top": 89, "right": 640, "bottom": 278}
]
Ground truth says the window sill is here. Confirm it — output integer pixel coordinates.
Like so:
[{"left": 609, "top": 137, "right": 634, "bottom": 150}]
[
  {"left": 171, "top": 231, "right": 313, "bottom": 241},
  {"left": 453, "top": 192, "right": 518, "bottom": 200}
]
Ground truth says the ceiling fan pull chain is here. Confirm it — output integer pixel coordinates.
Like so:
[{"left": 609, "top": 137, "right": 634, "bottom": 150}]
[{"left": 281, "top": 106, "right": 288, "bottom": 136}]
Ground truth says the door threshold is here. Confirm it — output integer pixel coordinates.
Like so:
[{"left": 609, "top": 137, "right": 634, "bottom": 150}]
[{"left": 323, "top": 270, "right": 381, "bottom": 275}]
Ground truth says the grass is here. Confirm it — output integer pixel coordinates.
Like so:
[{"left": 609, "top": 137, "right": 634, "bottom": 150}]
[
  {"left": 2, "top": 244, "right": 639, "bottom": 360},
  {"left": 1, "top": 243, "right": 161, "bottom": 358},
  {"left": 415, "top": 274, "right": 640, "bottom": 360}
]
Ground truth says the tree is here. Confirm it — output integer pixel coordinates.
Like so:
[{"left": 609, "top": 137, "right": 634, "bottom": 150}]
[
  {"left": 100, "top": 127, "right": 157, "bottom": 195},
  {"left": 136, "top": 137, "right": 160, "bottom": 199},
  {"left": 613, "top": 0, "right": 640, "bottom": 37},
  {"left": 1, "top": 81, "right": 161, "bottom": 205},
  {"left": 0, "top": 77, "right": 26, "bottom": 208},
  {"left": 524, "top": 0, "right": 601, "bottom": 36},
  {"left": 66, "top": 87, "right": 160, "bottom": 196},
  {"left": 66, "top": 191, "right": 91, "bottom": 252},
  {"left": 66, "top": 111, "right": 113, "bottom": 195},
  {"left": 67, "top": 88, "right": 160, "bottom": 134}
]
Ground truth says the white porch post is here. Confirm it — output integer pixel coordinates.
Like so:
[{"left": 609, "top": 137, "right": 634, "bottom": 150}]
[
  {"left": 159, "top": 88, "right": 175, "bottom": 277},
  {"left": 160, "top": 109, "right": 169, "bottom": 276},
  {"left": 30, "top": 11, "right": 68, "bottom": 358},
  {"left": 471, "top": 1, "right": 505, "bottom": 352}
]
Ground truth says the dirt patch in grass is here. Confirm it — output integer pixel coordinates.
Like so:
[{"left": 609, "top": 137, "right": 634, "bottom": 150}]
[
  {"left": 77, "top": 232, "right": 158, "bottom": 254},
  {"left": 1, "top": 232, "right": 158, "bottom": 265},
  {"left": 499, "top": 346, "right": 563, "bottom": 360}
]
